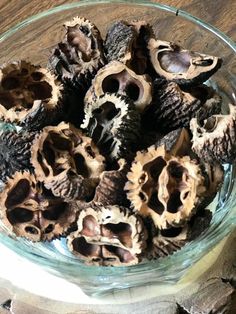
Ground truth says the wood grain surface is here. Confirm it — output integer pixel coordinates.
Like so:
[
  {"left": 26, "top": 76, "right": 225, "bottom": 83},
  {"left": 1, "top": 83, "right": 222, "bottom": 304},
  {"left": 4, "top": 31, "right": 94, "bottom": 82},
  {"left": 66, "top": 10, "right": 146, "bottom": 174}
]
[{"left": 0, "top": 1, "right": 235, "bottom": 314}]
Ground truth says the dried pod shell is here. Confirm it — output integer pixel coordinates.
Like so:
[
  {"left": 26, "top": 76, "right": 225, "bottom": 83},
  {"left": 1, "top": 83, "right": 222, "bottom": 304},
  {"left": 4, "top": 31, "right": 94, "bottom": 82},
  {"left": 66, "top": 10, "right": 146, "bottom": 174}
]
[
  {"left": 49, "top": 17, "right": 105, "bottom": 86},
  {"left": 0, "top": 129, "right": 35, "bottom": 181},
  {"left": 84, "top": 61, "right": 152, "bottom": 112},
  {"left": 125, "top": 145, "right": 206, "bottom": 229},
  {"left": 0, "top": 171, "right": 76, "bottom": 241},
  {"left": 144, "top": 79, "right": 222, "bottom": 132},
  {"left": 67, "top": 203, "right": 147, "bottom": 266},
  {"left": 104, "top": 20, "right": 153, "bottom": 74},
  {"left": 148, "top": 39, "right": 222, "bottom": 86},
  {"left": 94, "top": 159, "right": 130, "bottom": 206},
  {"left": 148, "top": 209, "right": 212, "bottom": 259},
  {"left": 31, "top": 122, "right": 105, "bottom": 200},
  {"left": 190, "top": 104, "right": 236, "bottom": 163},
  {"left": 82, "top": 93, "right": 141, "bottom": 160},
  {"left": 0, "top": 61, "right": 62, "bottom": 130}
]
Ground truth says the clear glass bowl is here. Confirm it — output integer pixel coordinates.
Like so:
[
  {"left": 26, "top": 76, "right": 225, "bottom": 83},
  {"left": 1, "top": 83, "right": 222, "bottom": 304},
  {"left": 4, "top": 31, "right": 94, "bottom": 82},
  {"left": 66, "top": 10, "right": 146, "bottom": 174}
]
[{"left": 0, "top": 0, "right": 235, "bottom": 296}]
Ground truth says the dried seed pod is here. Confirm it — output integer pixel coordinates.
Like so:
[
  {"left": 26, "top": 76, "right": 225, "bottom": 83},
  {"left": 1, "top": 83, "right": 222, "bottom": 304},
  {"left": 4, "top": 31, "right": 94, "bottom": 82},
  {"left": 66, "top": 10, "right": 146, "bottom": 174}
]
[
  {"left": 147, "top": 209, "right": 212, "bottom": 259},
  {"left": 125, "top": 145, "right": 206, "bottom": 229},
  {"left": 31, "top": 122, "right": 105, "bottom": 201},
  {"left": 0, "top": 171, "right": 76, "bottom": 241},
  {"left": 0, "top": 129, "right": 36, "bottom": 181},
  {"left": 49, "top": 17, "right": 105, "bottom": 87},
  {"left": 84, "top": 61, "right": 152, "bottom": 112},
  {"left": 190, "top": 104, "right": 236, "bottom": 163},
  {"left": 67, "top": 203, "right": 147, "bottom": 266},
  {"left": 0, "top": 61, "right": 62, "bottom": 130},
  {"left": 94, "top": 159, "right": 130, "bottom": 206},
  {"left": 104, "top": 20, "right": 153, "bottom": 74},
  {"left": 82, "top": 93, "right": 141, "bottom": 160},
  {"left": 144, "top": 79, "right": 222, "bottom": 132},
  {"left": 148, "top": 39, "right": 222, "bottom": 86}
]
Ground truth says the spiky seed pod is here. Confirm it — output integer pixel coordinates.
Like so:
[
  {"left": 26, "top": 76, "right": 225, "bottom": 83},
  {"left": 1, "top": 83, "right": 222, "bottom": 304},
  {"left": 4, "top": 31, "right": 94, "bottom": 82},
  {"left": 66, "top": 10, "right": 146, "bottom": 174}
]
[
  {"left": 148, "top": 39, "right": 222, "bottom": 86},
  {"left": 67, "top": 203, "right": 147, "bottom": 266},
  {"left": 0, "top": 61, "right": 63, "bottom": 131},
  {"left": 82, "top": 93, "right": 141, "bottom": 160},
  {"left": 0, "top": 171, "right": 77, "bottom": 241}
]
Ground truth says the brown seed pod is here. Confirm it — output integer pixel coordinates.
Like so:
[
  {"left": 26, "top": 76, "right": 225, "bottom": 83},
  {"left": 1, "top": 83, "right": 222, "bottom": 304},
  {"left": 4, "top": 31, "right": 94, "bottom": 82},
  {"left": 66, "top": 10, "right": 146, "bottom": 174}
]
[
  {"left": 190, "top": 103, "right": 236, "bottom": 163},
  {"left": 84, "top": 61, "right": 152, "bottom": 112},
  {"left": 0, "top": 129, "right": 36, "bottom": 181},
  {"left": 49, "top": 17, "right": 105, "bottom": 87},
  {"left": 31, "top": 122, "right": 105, "bottom": 201},
  {"left": 82, "top": 93, "right": 141, "bottom": 160},
  {"left": 93, "top": 159, "right": 130, "bottom": 207},
  {"left": 148, "top": 39, "right": 222, "bottom": 86},
  {"left": 0, "top": 61, "right": 62, "bottom": 130},
  {"left": 67, "top": 203, "right": 147, "bottom": 266},
  {"left": 147, "top": 209, "right": 212, "bottom": 259},
  {"left": 144, "top": 79, "right": 222, "bottom": 132},
  {"left": 125, "top": 145, "right": 206, "bottom": 229},
  {"left": 104, "top": 20, "right": 153, "bottom": 74},
  {"left": 0, "top": 171, "right": 76, "bottom": 241}
]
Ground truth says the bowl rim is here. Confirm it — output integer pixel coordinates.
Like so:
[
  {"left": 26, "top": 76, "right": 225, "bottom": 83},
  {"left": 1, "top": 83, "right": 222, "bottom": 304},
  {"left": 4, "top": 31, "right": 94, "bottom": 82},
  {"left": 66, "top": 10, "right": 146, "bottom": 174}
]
[{"left": 0, "top": 0, "right": 235, "bottom": 52}]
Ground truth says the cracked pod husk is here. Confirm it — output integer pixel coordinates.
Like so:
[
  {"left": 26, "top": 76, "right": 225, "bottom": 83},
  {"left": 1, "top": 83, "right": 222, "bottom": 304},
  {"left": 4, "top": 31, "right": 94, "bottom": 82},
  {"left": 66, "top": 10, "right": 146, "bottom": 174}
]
[
  {"left": 104, "top": 20, "right": 153, "bottom": 74},
  {"left": 147, "top": 208, "right": 212, "bottom": 259},
  {"left": 144, "top": 79, "right": 222, "bottom": 132},
  {"left": 190, "top": 103, "right": 236, "bottom": 163},
  {"left": 84, "top": 61, "right": 152, "bottom": 112},
  {"left": 49, "top": 17, "right": 105, "bottom": 87},
  {"left": 67, "top": 203, "right": 147, "bottom": 266},
  {"left": 0, "top": 171, "right": 77, "bottom": 241},
  {"left": 82, "top": 93, "right": 141, "bottom": 160},
  {"left": 94, "top": 159, "right": 130, "bottom": 207},
  {"left": 31, "top": 122, "right": 105, "bottom": 201},
  {"left": 125, "top": 145, "right": 206, "bottom": 229},
  {"left": 0, "top": 129, "right": 36, "bottom": 181},
  {"left": 0, "top": 61, "right": 62, "bottom": 131},
  {"left": 148, "top": 39, "right": 222, "bottom": 86}
]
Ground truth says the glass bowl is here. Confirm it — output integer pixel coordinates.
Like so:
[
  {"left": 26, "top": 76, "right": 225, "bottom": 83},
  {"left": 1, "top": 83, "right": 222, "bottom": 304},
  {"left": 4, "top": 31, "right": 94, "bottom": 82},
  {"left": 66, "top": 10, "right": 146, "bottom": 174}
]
[{"left": 0, "top": 0, "right": 235, "bottom": 296}]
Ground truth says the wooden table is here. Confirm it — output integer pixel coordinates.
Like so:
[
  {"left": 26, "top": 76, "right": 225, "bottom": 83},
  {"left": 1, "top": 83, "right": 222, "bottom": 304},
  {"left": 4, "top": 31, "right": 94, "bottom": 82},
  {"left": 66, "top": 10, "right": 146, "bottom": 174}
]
[{"left": 0, "top": 1, "right": 235, "bottom": 313}]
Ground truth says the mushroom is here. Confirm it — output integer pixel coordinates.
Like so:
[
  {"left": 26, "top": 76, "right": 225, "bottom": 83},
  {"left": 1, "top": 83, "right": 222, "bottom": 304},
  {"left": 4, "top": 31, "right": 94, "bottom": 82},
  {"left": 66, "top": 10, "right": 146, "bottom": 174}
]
[
  {"left": 143, "top": 79, "right": 222, "bottom": 132},
  {"left": 67, "top": 203, "right": 147, "bottom": 266},
  {"left": 82, "top": 93, "right": 141, "bottom": 160},
  {"left": 148, "top": 39, "right": 222, "bottom": 86},
  {"left": 49, "top": 17, "right": 105, "bottom": 87},
  {"left": 0, "top": 128, "right": 36, "bottom": 181},
  {"left": 94, "top": 159, "right": 130, "bottom": 207},
  {"left": 0, "top": 171, "right": 77, "bottom": 241},
  {"left": 104, "top": 20, "right": 153, "bottom": 74},
  {"left": 0, "top": 61, "right": 62, "bottom": 130},
  {"left": 190, "top": 103, "right": 236, "bottom": 163},
  {"left": 125, "top": 145, "right": 206, "bottom": 229},
  {"left": 31, "top": 122, "right": 105, "bottom": 201},
  {"left": 84, "top": 61, "right": 152, "bottom": 112},
  {"left": 147, "top": 208, "right": 212, "bottom": 259}
]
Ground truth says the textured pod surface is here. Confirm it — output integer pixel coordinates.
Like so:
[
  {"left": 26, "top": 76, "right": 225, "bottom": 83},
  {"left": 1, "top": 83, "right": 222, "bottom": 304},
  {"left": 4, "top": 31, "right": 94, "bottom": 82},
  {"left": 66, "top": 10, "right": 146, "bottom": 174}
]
[
  {"left": 0, "top": 61, "right": 62, "bottom": 130},
  {"left": 0, "top": 129, "right": 35, "bottom": 181},
  {"left": 144, "top": 79, "right": 222, "bottom": 132},
  {"left": 147, "top": 209, "right": 212, "bottom": 259},
  {"left": 190, "top": 104, "right": 236, "bottom": 163},
  {"left": 148, "top": 39, "right": 222, "bottom": 86},
  {"left": 49, "top": 17, "right": 105, "bottom": 86},
  {"left": 0, "top": 171, "right": 76, "bottom": 241},
  {"left": 94, "top": 159, "right": 130, "bottom": 206},
  {"left": 84, "top": 61, "right": 152, "bottom": 112},
  {"left": 31, "top": 122, "right": 105, "bottom": 201},
  {"left": 82, "top": 93, "right": 141, "bottom": 160},
  {"left": 67, "top": 203, "right": 147, "bottom": 266},
  {"left": 125, "top": 145, "right": 206, "bottom": 229},
  {"left": 104, "top": 20, "right": 153, "bottom": 74}
]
